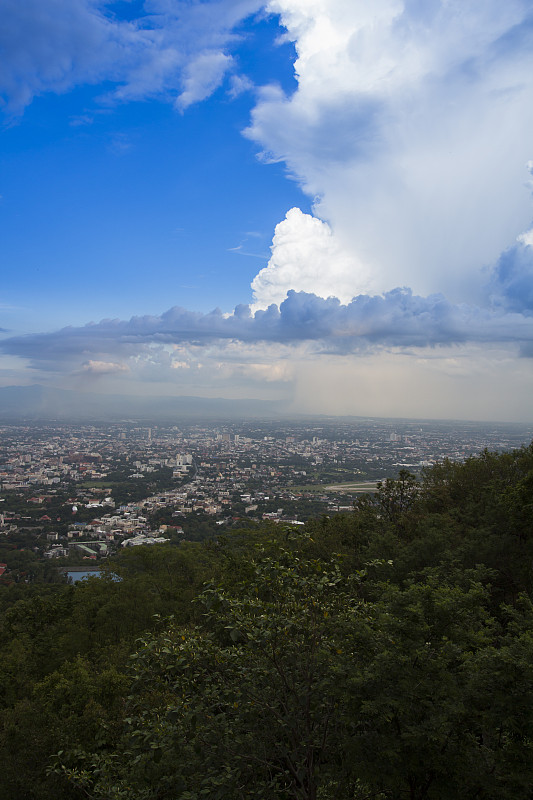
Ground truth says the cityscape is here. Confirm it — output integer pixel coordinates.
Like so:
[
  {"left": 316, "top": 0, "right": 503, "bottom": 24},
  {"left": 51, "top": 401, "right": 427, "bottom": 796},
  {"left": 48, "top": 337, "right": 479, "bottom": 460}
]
[{"left": 1, "top": 417, "right": 532, "bottom": 575}]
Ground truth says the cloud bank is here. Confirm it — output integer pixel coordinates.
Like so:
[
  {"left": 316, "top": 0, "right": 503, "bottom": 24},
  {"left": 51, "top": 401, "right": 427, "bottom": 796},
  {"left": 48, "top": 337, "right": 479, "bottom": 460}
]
[{"left": 3, "top": 282, "right": 533, "bottom": 376}]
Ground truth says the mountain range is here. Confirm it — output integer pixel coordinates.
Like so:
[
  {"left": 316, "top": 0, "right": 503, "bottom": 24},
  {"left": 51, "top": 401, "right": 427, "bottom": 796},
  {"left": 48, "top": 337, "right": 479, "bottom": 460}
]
[{"left": 0, "top": 385, "right": 278, "bottom": 422}]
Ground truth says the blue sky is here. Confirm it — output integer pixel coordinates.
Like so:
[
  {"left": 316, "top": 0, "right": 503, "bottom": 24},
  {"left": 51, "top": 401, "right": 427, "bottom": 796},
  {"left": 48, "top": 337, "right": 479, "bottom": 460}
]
[
  {"left": 2, "top": 0, "right": 533, "bottom": 421},
  {"left": 0, "top": 7, "right": 305, "bottom": 326}
]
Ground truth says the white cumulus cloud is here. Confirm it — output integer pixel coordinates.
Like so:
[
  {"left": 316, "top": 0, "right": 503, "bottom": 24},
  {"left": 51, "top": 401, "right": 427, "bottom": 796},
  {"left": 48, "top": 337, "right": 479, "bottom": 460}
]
[
  {"left": 247, "top": 0, "right": 533, "bottom": 303},
  {"left": 251, "top": 207, "right": 373, "bottom": 309}
]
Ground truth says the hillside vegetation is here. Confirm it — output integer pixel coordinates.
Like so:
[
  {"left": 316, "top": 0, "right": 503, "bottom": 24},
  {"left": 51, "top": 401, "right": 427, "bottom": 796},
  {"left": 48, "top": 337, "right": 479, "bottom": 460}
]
[{"left": 2, "top": 443, "right": 533, "bottom": 799}]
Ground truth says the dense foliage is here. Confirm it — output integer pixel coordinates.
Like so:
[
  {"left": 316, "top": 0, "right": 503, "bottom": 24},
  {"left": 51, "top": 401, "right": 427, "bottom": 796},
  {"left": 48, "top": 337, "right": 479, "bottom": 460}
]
[{"left": 2, "top": 444, "right": 533, "bottom": 799}]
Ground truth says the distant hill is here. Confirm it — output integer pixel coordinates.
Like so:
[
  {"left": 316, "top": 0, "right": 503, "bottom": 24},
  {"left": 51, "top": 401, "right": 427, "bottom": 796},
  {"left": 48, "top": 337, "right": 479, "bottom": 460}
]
[{"left": 0, "top": 384, "right": 278, "bottom": 421}]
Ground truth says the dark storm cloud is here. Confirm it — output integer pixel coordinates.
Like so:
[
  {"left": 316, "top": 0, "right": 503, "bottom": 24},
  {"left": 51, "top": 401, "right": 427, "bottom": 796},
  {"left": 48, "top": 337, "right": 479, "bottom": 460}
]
[
  {"left": 2, "top": 289, "right": 533, "bottom": 373},
  {"left": 490, "top": 235, "right": 533, "bottom": 315}
]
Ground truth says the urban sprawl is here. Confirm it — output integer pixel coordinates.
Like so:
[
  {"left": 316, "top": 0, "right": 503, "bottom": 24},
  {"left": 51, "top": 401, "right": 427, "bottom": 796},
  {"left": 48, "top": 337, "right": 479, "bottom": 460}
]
[{"left": 1, "top": 418, "right": 532, "bottom": 575}]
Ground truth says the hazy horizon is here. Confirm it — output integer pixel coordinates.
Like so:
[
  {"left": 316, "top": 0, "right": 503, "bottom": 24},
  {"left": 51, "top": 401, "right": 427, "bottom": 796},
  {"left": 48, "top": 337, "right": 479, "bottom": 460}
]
[{"left": 1, "top": 383, "right": 533, "bottom": 428}]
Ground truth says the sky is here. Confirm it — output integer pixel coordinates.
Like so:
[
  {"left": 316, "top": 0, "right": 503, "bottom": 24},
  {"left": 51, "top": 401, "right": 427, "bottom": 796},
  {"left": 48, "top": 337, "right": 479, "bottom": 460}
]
[{"left": 1, "top": 0, "right": 533, "bottom": 422}]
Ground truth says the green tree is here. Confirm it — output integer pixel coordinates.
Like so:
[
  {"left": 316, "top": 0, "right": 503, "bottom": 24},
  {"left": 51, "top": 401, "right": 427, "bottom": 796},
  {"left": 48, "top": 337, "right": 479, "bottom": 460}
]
[
  {"left": 376, "top": 470, "right": 420, "bottom": 532},
  {"left": 56, "top": 547, "right": 369, "bottom": 800}
]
